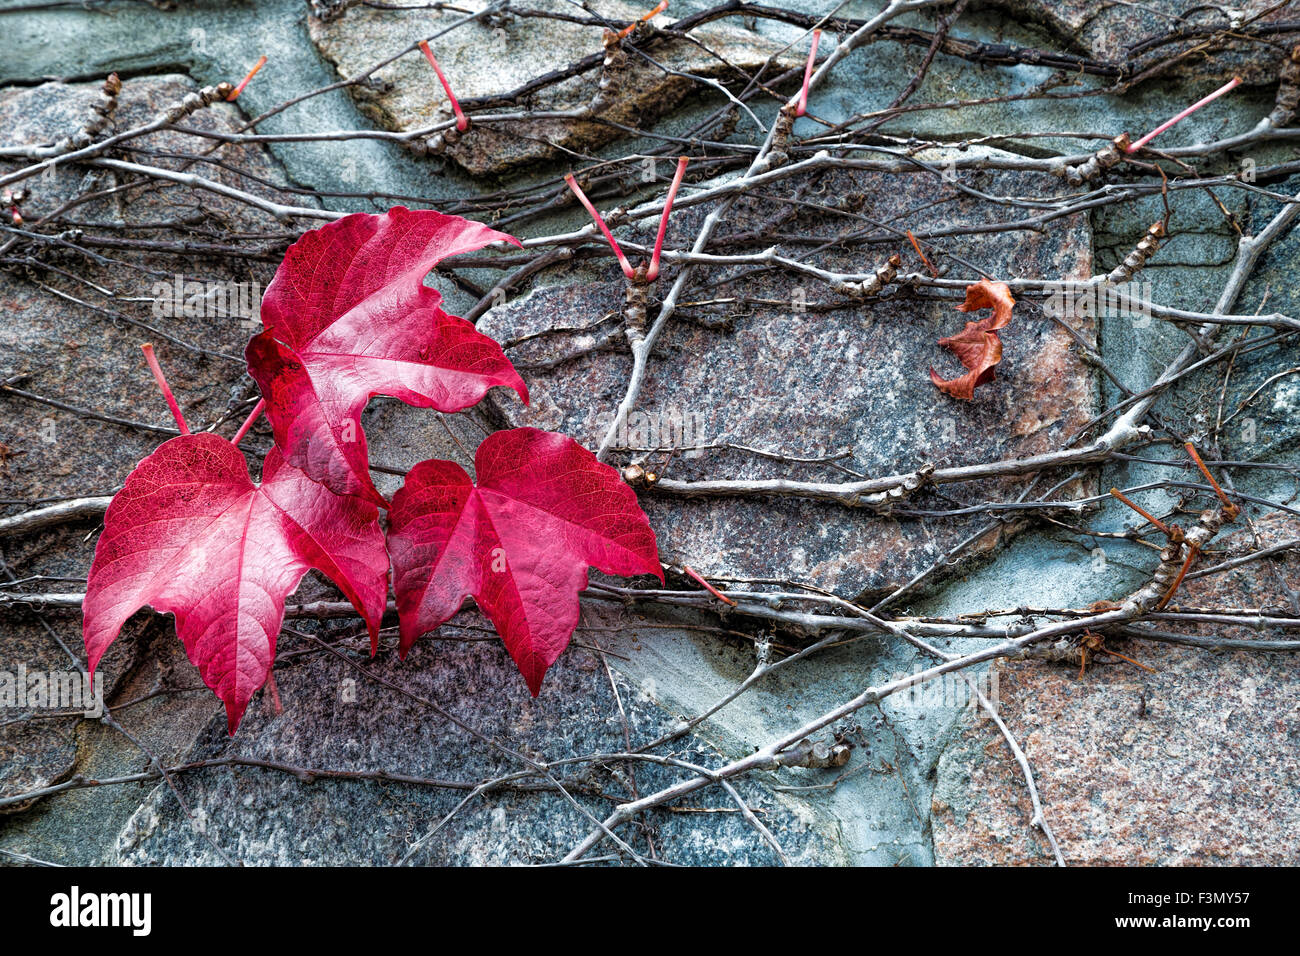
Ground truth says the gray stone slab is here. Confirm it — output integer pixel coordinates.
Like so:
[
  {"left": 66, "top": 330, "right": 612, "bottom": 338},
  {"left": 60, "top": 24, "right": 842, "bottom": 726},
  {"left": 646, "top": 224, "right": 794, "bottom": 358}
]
[
  {"left": 112, "top": 612, "right": 832, "bottom": 865},
  {"left": 997, "top": 0, "right": 1293, "bottom": 84},
  {"left": 309, "top": 0, "right": 803, "bottom": 176}
]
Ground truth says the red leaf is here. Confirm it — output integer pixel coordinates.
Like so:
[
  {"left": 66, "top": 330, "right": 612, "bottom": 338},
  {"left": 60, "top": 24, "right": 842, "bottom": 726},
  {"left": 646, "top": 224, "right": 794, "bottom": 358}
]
[
  {"left": 929, "top": 278, "right": 1016, "bottom": 400},
  {"left": 247, "top": 207, "right": 529, "bottom": 506},
  {"left": 83, "top": 433, "right": 389, "bottom": 732},
  {"left": 387, "top": 428, "right": 663, "bottom": 694}
]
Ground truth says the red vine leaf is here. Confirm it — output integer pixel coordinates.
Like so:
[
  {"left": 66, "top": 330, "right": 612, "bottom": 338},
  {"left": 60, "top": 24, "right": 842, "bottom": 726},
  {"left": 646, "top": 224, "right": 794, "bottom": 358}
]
[
  {"left": 929, "top": 278, "right": 1016, "bottom": 400},
  {"left": 387, "top": 427, "right": 663, "bottom": 694},
  {"left": 83, "top": 433, "right": 389, "bottom": 732},
  {"left": 246, "top": 207, "right": 529, "bottom": 506}
]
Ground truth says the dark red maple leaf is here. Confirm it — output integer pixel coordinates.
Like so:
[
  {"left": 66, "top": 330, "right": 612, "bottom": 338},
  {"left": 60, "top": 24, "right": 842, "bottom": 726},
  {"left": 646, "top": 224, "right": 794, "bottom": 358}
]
[
  {"left": 386, "top": 427, "right": 663, "bottom": 694},
  {"left": 929, "top": 278, "right": 1016, "bottom": 400},
  {"left": 246, "top": 207, "right": 529, "bottom": 507},
  {"left": 83, "top": 433, "right": 389, "bottom": 732}
]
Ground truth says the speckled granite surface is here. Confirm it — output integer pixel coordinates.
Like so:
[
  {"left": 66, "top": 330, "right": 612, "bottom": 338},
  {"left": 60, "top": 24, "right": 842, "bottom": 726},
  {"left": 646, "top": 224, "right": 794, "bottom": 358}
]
[{"left": 933, "top": 514, "right": 1300, "bottom": 865}]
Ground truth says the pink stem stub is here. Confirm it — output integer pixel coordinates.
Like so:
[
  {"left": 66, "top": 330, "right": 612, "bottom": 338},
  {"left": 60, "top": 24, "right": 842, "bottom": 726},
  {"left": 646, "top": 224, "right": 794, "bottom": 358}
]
[
  {"left": 683, "top": 564, "right": 737, "bottom": 606},
  {"left": 419, "top": 41, "right": 469, "bottom": 133},
  {"left": 227, "top": 55, "right": 267, "bottom": 101},
  {"left": 616, "top": 0, "right": 668, "bottom": 41},
  {"left": 646, "top": 156, "right": 689, "bottom": 282},
  {"left": 1126, "top": 76, "right": 1242, "bottom": 153},
  {"left": 232, "top": 398, "right": 266, "bottom": 446},
  {"left": 565, "top": 173, "right": 636, "bottom": 280},
  {"left": 140, "top": 343, "right": 190, "bottom": 435},
  {"left": 796, "top": 29, "right": 822, "bottom": 117}
]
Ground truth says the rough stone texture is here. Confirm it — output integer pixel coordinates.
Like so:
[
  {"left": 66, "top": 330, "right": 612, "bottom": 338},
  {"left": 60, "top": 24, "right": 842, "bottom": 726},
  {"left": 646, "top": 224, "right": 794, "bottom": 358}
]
[
  {"left": 995, "top": 0, "right": 1294, "bottom": 84},
  {"left": 0, "top": 74, "right": 292, "bottom": 505},
  {"left": 0, "top": 75, "right": 295, "bottom": 809},
  {"left": 595, "top": 601, "right": 972, "bottom": 865},
  {"left": 1213, "top": 206, "right": 1300, "bottom": 474},
  {"left": 480, "top": 150, "right": 1097, "bottom": 599},
  {"left": 0, "top": 629, "right": 218, "bottom": 863},
  {"left": 932, "top": 513, "right": 1300, "bottom": 865},
  {"left": 309, "top": 0, "right": 802, "bottom": 176},
  {"left": 112, "top": 611, "right": 828, "bottom": 865},
  {"left": 1091, "top": 178, "right": 1300, "bottom": 524}
]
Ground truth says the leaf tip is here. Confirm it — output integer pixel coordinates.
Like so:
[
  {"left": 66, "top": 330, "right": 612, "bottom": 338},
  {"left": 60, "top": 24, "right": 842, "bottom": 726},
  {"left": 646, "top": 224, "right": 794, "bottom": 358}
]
[
  {"left": 225, "top": 699, "right": 249, "bottom": 736},
  {"left": 509, "top": 374, "right": 531, "bottom": 408}
]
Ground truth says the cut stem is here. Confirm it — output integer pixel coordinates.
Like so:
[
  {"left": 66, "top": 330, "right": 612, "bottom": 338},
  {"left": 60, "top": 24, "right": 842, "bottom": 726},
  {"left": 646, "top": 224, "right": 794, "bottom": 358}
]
[
  {"left": 418, "top": 41, "right": 468, "bottom": 132},
  {"left": 1108, "top": 487, "right": 1173, "bottom": 536},
  {"left": 265, "top": 672, "right": 284, "bottom": 716},
  {"left": 1184, "top": 442, "right": 1237, "bottom": 514},
  {"left": 1102, "top": 648, "right": 1157, "bottom": 674},
  {"left": 565, "top": 173, "right": 636, "bottom": 280},
  {"left": 140, "top": 343, "right": 189, "bottom": 435},
  {"left": 906, "top": 229, "right": 937, "bottom": 277},
  {"left": 1156, "top": 545, "right": 1199, "bottom": 611},
  {"left": 616, "top": 0, "right": 668, "bottom": 41},
  {"left": 232, "top": 398, "right": 265, "bottom": 446},
  {"left": 646, "top": 156, "right": 689, "bottom": 282},
  {"left": 683, "top": 564, "right": 737, "bottom": 606},
  {"left": 1126, "top": 76, "right": 1242, "bottom": 152},
  {"left": 227, "top": 55, "right": 267, "bottom": 101},
  {"left": 795, "top": 29, "right": 821, "bottom": 117}
]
